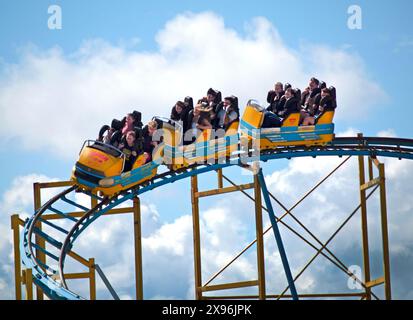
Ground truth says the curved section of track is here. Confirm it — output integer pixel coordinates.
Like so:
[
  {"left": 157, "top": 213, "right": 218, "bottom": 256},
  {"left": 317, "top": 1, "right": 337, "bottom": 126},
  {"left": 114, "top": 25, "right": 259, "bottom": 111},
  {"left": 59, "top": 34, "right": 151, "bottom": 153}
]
[{"left": 20, "top": 136, "right": 413, "bottom": 299}]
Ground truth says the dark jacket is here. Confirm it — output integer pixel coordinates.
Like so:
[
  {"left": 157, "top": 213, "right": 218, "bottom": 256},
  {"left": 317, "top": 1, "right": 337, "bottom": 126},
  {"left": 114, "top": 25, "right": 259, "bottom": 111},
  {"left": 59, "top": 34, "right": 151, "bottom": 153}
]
[
  {"left": 279, "top": 97, "right": 300, "bottom": 119},
  {"left": 315, "top": 95, "right": 336, "bottom": 117},
  {"left": 142, "top": 126, "right": 155, "bottom": 155},
  {"left": 266, "top": 90, "right": 286, "bottom": 115},
  {"left": 118, "top": 142, "right": 139, "bottom": 172},
  {"left": 184, "top": 110, "right": 212, "bottom": 144},
  {"left": 301, "top": 88, "right": 321, "bottom": 115},
  {"left": 170, "top": 106, "right": 190, "bottom": 132}
]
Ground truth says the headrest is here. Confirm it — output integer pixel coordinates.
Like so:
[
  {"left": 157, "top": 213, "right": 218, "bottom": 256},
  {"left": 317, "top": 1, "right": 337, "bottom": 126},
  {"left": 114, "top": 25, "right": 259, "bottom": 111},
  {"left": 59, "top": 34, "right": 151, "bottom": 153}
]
[
  {"left": 184, "top": 96, "right": 194, "bottom": 109},
  {"left": 311, "top": 77, "right": 320, "bottom": 85},
  {"left": 319, "top": 81, "right": 327, "bottom": 90},
  {"left": 207, "top": 88, "right": 222, "bottom": 103},
  {"left": 294, "top": 88, "right": 301, "bottom": 101},
  {"left": 133, "top": 127, "right": 144, "bottom": 139},
  {"left": 132, "top": 110, "right": 142, "bottom": 122},
  {"left": 267, "top": 90, "right": 276, "bottom": 103},
  {"left": 225, "top": 95, "right": 239, "bottom": 110},
  {"left": 328, "top": 86, "right": 336, "bottom": 100},
  {"left": 98, "top": 125, "right": 110, "bottom": 140},
  {"left": 132, "top": 110, "right": 143, "bottom": 128},
  {"left": 329, "top": 86, "right": 337, "bottom": 109},
  {"left": 111, "top": 119, "right": 123, "bottom": 131},
  {"left": 207, "top": 87, "right": 218, "bottom": 96},
  {"left": 215, "top": 91, "right": 222, "bottom": 103},
  {"left": 152, "top": 117, "right": 164, "bottom": 129}
]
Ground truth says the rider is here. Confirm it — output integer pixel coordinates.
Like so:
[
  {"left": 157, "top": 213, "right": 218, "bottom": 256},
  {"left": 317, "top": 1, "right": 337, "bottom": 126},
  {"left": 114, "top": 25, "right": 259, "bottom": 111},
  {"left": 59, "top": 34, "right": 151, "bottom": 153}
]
[
  {"left": 118, "top": 131, "right": 140, "bottom": 172},
  {"left": 142, "top": 120, "right": 159, "bottom": 162},
  {"left": 266, "top": 82, "right": 286, "bottom": 115}
]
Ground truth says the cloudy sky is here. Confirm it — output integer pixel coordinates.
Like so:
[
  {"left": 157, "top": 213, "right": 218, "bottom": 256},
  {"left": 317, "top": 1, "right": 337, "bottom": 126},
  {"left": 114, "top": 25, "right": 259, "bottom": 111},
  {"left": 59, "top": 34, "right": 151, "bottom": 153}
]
[{"left": 0, "top": 0, "right": 413, "bottom": 300}]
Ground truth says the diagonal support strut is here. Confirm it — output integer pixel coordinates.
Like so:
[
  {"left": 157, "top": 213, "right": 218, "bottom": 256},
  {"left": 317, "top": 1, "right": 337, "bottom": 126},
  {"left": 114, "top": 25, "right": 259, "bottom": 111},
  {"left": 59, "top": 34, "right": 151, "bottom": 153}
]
[{"left": 256, "top": 168, "right": 299, "bottom": 300}]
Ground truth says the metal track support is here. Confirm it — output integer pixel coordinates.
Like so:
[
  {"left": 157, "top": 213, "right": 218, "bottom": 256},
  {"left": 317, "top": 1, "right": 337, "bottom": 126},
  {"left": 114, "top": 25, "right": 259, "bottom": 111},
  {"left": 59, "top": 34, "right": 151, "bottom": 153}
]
[{"left": 256, "top": 168, "right": 299, "bottom": 300}]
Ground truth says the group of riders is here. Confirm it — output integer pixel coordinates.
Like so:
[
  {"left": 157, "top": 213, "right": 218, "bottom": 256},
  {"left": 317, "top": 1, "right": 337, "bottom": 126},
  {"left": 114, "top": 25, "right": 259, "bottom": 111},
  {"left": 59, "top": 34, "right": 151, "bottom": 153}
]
[
  {"left": 263, "top": 77, "right": 337, "bottom": 128},
  {"left": 97, "top": 77, "right": 337, "bottom": 172}
]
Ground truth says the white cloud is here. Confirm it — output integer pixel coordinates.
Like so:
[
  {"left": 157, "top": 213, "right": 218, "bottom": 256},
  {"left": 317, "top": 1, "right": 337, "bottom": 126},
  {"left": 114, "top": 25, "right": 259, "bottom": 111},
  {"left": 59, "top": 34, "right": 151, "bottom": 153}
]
[
  {"left": 0, "top": 11, "right": 385, "bottom": 159},
  {"left": 394, "top": 36, "right": 413, "bottom": 53},
  {"left": 377, "top": 129, "right": 397, "bottom": 138},
  {"left": 0, "top": 173, "right": 60, "bottom": 299},
  {"left": 143, "top": 215, "right": 192, "bottom": 256},
  {"left": 0, "top": 174, "right": 60, "bottom": 217}
]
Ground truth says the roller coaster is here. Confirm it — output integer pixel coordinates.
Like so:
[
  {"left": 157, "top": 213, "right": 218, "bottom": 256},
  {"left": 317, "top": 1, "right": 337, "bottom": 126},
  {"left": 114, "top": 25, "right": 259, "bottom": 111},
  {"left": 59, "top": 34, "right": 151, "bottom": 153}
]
[{"left": 12, "top": 98, "right": 413, "bottom": 300}]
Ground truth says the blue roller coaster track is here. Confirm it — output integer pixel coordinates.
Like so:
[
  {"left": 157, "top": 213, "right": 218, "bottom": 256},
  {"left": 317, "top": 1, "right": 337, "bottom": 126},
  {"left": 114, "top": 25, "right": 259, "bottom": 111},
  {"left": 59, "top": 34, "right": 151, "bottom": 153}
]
[{"left": 20, "top": 136, "right": 413, "bottom": 300}]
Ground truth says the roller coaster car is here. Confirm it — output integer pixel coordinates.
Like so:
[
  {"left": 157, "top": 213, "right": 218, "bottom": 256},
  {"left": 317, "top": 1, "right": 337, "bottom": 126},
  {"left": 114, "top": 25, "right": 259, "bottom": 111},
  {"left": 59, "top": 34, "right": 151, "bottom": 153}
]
[
  {"left": 163, "top": 117, "right": 240, "bottom": 171},
  {"left": 240, "top": 99, "right": 335, "bottom": 151},
  {"left": 71, "top": 140, "right": 160, "bottom": 196}
]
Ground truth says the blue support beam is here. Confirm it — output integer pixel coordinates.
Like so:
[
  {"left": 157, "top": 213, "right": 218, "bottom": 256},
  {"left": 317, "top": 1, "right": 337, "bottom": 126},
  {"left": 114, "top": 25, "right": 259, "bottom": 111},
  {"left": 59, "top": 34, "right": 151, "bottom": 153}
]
[
  {"left": 94, "top": 264, "right": 120, "bottom": 300},
  {"left": 256, "top": 168, "right": 299, "bottom": 300}
]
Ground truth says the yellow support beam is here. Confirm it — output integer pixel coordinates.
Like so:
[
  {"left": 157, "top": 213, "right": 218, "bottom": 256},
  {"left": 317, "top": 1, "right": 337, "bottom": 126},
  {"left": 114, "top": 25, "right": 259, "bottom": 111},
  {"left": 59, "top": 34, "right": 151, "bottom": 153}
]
[
  {"left": 368, "top": 157, "right": 374, "bottom": 180},
  {"left": 360, "top": 177, "right": 382, "bottom": 191},
  {"left": 41, "top": 207, "right": 134, "bottom": 220},
  {"left": 67, "top": 250, "right": 90, "bottom": 266},
  {"left": 378, "top": 163, "right": 392, "bottom": 300},
  {"left": 191, "top": 175, "right": 203, "bottom": 300},
  {"left": 65, "top": 272, "right": 91, "bottom": 280},
  {"left": 365, "top": 276, "right": 385, "bottom": 288},
  {"left": 371, "top": 157, "right": 381, "bottom": 168},
  {"left": 91, "top": 191, "right": 98, "bottom": 208},
  {"left": 358, "top": 155, "right": 372, "bottom": 300},
  {"left": 11, "top": 215, "right": 22, "bottom": 300},
  {"left": 133, "top": 197, "right": 144, "bottom": 300},
  {"left": 203, "top": 292, "right": 365, "bottom": 299},
  {"left": 201, "top": 280, "right": 259, "bottom": 292},
  {"left": 23, "top": 269, "right": 33, "bottom": 300},
  {"left": 195, "top": 183, "right": 254, "bottom": 198},
  {"left": 217, "top": 169, "right": 223, "bottom": 189},
  {"left": 37, "top": 181, "right": 74, "bottom": 188},
  {"left": 89, "top": 258, "right": 96, "bottom": 300}
]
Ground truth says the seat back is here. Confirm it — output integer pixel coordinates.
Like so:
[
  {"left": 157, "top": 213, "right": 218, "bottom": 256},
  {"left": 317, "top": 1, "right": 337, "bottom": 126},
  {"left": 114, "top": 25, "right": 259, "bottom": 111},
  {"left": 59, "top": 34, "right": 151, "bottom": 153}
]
[
  {"left": 207, "top": 88, "right": 222, "bottom": 104},
  {"left": 329, "top": 86, "right": 337, "bottom": 109},
  {"left": 225, "top": 120, "right": 239, "bottom": 135},
  {"left": 132, "top": 110, "right": 143, "bottom": 128},
  {"left": 241, "top": 100, "right": 264, "bottom": 129},
  {"left": 281, "top": 113, "right": 300, "bottom": 127},
  {"left": 319, "top": 81, "right": 327, "bottom": 90},
  {"left": 294, "top": 88, "right": 301, "bottom": 103},
  {"left": 267, "top": 90, "right": 276, "bottom": 103},
  {"left": 111, "top": 118, "right": 124, "bottom": 131},
  {"left": 184, "top": 96, "right": 194, "bottom": 110},
  {"left": 227, "top": 95, "right": 239, "bottom": 117},
  {"left": 157, "top": 118, "right": 182, "bottom": 147},
  {"left": 316, "top": 110, "right": 335, "bottom": 124}
]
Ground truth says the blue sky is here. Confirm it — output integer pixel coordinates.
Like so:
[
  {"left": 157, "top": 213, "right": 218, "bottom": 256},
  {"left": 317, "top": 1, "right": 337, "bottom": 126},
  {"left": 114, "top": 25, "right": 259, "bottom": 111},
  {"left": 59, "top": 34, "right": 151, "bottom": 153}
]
[{"left": 1, "top": 0, "right": 413, "bottom": 300}]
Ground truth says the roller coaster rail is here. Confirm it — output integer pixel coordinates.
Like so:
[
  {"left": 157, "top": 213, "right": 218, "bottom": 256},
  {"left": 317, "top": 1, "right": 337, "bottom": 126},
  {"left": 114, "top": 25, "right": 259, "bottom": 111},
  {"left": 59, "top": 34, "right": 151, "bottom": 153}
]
[{"left": 14, "top": 135, "right": 413, "bottom": 300}]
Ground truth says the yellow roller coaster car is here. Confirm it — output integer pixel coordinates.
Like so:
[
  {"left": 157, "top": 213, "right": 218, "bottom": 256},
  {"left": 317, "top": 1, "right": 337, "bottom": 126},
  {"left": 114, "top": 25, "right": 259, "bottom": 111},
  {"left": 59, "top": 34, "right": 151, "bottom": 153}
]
[{"left": 240, "top": 100, "right": 335, "bottom": 151}]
